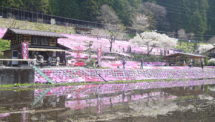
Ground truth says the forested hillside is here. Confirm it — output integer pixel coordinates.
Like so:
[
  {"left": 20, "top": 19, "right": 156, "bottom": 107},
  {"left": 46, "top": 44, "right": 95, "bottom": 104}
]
[{"left": 0, "top": 0, "right": 215, "bottom": 41}]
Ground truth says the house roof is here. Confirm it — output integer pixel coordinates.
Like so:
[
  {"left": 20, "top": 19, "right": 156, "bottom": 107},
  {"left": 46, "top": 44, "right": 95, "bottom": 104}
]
[
  {"left": 165, "top": 52, "right": 205, "bottom": 58},
  {"left": 206, "top": 47, "right": 215, "bottom": 53},
  {"left": 3, "top": 28, "right": 65, "bottom": 38}
]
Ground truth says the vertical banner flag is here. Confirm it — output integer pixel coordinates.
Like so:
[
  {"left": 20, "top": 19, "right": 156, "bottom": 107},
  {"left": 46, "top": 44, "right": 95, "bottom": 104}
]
[
  {"left": 97, "top": 47, "right": 102, "bottom": 66},
  {"left": 22, "top": 42, "right": 29, "bottom": 59}
]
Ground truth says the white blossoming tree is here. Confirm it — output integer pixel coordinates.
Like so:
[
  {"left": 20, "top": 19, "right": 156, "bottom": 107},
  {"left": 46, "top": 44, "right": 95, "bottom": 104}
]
[
  {"left": 197, "top": 44, "right": 214, "bottom": 54},
  {"left": 130, "top": 31, "right": 178, "bottom": 55}
]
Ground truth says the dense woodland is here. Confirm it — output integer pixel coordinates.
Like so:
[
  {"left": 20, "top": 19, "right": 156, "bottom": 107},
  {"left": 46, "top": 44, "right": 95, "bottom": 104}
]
[{"left": 0, "top": 0, "right": 215, "bottom": 41}]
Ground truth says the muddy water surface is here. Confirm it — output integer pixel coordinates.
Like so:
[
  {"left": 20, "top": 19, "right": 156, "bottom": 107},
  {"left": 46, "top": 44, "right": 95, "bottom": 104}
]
[{"left": 0, "top": 80, "right": 215, "bottom": 122}]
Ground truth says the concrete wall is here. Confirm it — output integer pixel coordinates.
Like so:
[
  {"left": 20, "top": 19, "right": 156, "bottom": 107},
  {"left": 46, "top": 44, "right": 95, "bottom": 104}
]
[{"left": 0, "top": 67, "right": 34, "bottom": 84}]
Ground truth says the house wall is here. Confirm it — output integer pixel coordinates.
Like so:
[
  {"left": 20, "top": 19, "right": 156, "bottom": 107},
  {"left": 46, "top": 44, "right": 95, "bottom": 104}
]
[{"left": 11, "top": 34, "right": 58, "bottom": 48}]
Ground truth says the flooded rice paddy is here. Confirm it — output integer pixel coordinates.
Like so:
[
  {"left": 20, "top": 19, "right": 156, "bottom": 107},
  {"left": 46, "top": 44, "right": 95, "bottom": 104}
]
[{"left": 1, "top": 80, "right": 215, "bottom": 122}]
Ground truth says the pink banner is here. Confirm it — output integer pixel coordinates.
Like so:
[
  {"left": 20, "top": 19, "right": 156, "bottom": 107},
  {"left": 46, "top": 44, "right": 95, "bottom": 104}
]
[
  {"left": 0, "top": 28, "right": 7, "bottom": 38},
  {"left": 22, "top": 42, "right": 29, "bottom": 59},
  {"left": 97, "top": 47, "right": 102, "bottom": 65}
]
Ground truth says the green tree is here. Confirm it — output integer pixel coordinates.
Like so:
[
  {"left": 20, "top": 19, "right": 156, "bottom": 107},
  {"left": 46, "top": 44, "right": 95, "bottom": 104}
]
[
  {"left": 207, "top": 0, "right": 215, "bottom": 37},
  {"left": 0, "top": 0, "right": 23, "bottom": 8},
  {"left": 55, "top": 0, "right": 81, "bottom": 19},
  {"left": 158, "top": 0, "right": 208, "bottom": 41},
  {"left": 112, "top": 0, "right": 133, "bottom": 25},
  {"left": 21, "top": 0, "right": 49, "bottom": 12},
  {"left": 80, "top": 0, "right": 101, "bottom": 21}
]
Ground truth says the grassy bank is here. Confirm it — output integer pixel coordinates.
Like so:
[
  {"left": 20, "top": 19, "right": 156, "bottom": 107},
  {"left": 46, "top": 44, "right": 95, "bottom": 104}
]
[{"left": 0, "top": 18, "right": 75, "bottom": 34}]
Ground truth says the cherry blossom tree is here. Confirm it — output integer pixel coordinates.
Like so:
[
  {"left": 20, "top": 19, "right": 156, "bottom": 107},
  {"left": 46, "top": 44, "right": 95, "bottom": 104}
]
[
  {"left": 130, "top": 31, "right": 178, "bottom": 56},
  {"left": 208, "top": 36, "right": 215, "bottom": 44},
  {"left": 197, "top": 44, "right": 214, "bottom": 54},
  {"left": 131, "top": 13, "right": 150, "bottom": 31},
  {"left": 177, "top": 29, "right": 188, "bottom": 40}
]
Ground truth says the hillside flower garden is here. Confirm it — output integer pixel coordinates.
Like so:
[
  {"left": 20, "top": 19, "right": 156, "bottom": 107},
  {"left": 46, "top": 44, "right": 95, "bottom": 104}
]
[{"left": 35, "top": 67, "right": 215, "bottom": 83}]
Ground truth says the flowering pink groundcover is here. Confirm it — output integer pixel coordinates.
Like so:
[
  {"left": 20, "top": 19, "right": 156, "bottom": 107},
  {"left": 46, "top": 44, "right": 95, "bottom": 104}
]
[{"left": 35, "top": 67, "right": 215, "bottom": 83}]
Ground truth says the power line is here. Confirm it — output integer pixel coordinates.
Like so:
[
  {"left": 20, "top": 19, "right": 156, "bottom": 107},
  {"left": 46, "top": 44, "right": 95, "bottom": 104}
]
[
  {"left": 155, "top": 1, "right": 215, "bottom": 20},
  {"left": 127, "top": 27, "right": 215, "bottom": 41},
  {"left": 156, "top": 1, "right": 208, "bottom": 13},
  {"left": 127, "top": 21, "right": 215, "bottom": 38}
]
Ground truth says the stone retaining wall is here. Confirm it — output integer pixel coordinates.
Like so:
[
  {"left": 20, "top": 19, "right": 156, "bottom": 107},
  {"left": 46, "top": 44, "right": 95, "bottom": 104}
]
[{"left": 0, "top": 67, "right": 34, "bottom": 84}]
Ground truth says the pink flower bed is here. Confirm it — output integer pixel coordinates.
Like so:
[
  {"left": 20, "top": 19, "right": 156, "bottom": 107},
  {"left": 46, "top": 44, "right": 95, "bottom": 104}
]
[
  {"left": 35, "top": 67, "right": 215, "bottom": 83},
  {"left": 101, "top": 61, "right": 167, "bottom": 69},
  {"left": 35, "top": 79, "right": 215, "bottom": 98}
]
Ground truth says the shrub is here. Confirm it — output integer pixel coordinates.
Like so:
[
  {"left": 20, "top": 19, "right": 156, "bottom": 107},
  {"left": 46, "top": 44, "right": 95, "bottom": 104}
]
[
  {"left": 132, "top": 53, "right": 163, "bottom": 62},
  {"left": 0, "top": 39, "right": 10, "bottom": 51},
  {"left": 0, "top": 52, "right": 3, "bottom": 58},
  {"left": 85, "top": 59, "right": 96, "bottom": 68},
  {"left": 176, "top": 41, "right": 195, "bottom": 53},
  {"left": 208, "top": 58, "right": 215, "bottom": 66}
]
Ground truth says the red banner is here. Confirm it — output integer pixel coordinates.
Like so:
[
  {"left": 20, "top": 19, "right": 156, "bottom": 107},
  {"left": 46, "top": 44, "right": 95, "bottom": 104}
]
[{"left": 22, "top": 42, "right": 29, "bottom": 59}]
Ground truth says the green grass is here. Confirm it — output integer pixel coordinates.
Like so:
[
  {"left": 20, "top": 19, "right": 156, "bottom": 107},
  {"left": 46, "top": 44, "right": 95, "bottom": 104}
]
[
  {"left": 0, "top": 107, "right": 8, "bottom": 113},
  {"left": 176, "top": 41, "right": 201, "bottom": 53}
]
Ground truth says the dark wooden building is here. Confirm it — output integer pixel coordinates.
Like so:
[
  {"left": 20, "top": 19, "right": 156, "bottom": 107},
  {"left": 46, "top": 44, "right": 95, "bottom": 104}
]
[
  {"left": 164, "top": 52, "right": 205, "bottom": 66},
  {"left": 2, "top": 28, "right": 68, "bottom": 65},
  {"left": 206, "top": 47, "right": 215, "bottom": 58}
]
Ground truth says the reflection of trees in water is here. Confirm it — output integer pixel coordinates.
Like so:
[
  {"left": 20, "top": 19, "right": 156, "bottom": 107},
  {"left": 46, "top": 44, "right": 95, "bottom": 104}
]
[
  {"left": 2, "top": 84, "right": 215, "bottom": 122},
  {"left": 62, "top": 86, "right": 215, "bottom": 121},
  {"left": 63, "top": 91, "right": 175, "bottom": 121},
  {"left": 162, "top": 85, "right": 210, "bottom": 97}
]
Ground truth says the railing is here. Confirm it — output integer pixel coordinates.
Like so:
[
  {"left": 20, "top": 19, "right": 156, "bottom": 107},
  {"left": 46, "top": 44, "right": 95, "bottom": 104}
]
[
  {"left": 0, "top": 59, "right": 36, "bottom": 66},
  {"left": 0, "top": 59, "right": 35, "bottom": 61},
  {"left": 32, "top": 66, "right": 54, "bottom": 84},
  {"left": 32, "top": 88, "right": 52, "bottom": 106}
]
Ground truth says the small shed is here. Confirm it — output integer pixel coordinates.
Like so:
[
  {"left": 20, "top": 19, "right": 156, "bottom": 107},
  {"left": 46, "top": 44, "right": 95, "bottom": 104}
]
[{"left": 164, "top": 52, "right": 205, "bottom": 66}]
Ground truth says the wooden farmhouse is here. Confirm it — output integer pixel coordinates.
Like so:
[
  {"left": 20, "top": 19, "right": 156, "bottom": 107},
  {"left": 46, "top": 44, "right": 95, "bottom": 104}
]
[
  {"left": 2, "top": 28, "right": 68, "bottom": 65},
  {"left": 164, "top": 52, "right": 205, "bottom": 66}
]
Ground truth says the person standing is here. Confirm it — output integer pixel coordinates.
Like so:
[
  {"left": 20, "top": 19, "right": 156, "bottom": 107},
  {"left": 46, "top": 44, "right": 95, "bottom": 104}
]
[
  {"left": 140, "top": 59, "right": 144, "bottom": 69},
  {"left": 56, "top": 57, "right": 60, "bottom": 66},
  {"left": 122, "top": 59, "right": 126, "bottom": 69},
  {"left": 48, "top": 56, "right": 52, "bottom": 66},
  {"left": 33, "top": 55, "right": 37, "bottom": 66},
  {"left": 95, "top": 60, "right": 99, "bottom": 68},
  {"left": 201, "top": 60, "right": 204, "bottom": 70}
]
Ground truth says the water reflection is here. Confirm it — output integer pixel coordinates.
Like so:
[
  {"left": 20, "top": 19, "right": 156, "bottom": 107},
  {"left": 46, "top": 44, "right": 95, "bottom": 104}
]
[{"left": 0, "top": 80, "right": 215, "bottom": 122}]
